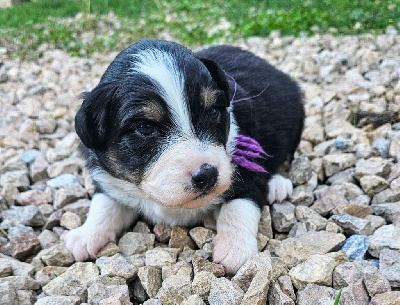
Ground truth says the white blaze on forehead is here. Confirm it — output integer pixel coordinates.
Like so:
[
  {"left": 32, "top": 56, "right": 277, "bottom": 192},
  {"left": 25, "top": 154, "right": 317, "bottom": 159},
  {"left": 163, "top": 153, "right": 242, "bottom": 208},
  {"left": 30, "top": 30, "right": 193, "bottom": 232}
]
[{"left": 131, "top": 49, "right": 193, "bottom": 134}]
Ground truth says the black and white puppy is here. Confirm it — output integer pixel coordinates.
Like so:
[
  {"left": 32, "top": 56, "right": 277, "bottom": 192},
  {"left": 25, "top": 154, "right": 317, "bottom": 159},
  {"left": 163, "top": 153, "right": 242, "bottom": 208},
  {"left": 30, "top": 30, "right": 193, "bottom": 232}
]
[{"left": 65, "top": 39, "right": 304, "bottom": 274}]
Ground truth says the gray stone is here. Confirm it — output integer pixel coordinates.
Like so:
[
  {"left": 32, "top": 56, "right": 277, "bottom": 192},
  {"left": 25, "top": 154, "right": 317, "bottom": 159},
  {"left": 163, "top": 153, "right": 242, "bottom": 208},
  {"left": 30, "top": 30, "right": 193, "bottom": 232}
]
[
  {"left": 7, "top": 224, "right": 34, "bottom": 238},
  {"left": 47, "top": 158, "right": 82, "bottom": 178},
  {"left": 368, "top": 225, "right": 400, "bottom": 257},
  {"left": 156, "top": 274, "right": 192, "bottom": 305},
  {"left": 53, "top": 185, "right": 87, "bottom": 209},
  {"left": 0, "top": 232, "right": 41, "bottom": 260},
  {"left": 380, "top": 248, "right": 400, "bottom": 288},
  {"left": 0, "top": 275, "right": 39, "bottom": 290},
  {"left": 289, "top": 254, "right": 336, "bottom": 290},
  {"left": 362, "top": 264, "right": 391, "bottom": 297},
  {"left": 0, "top": 205, "right": 45, "bottom": 229},
  {"left": 365, "top": 215, "right": 386, "bottom": 233},
  {"left": 38, "top": 229, "right": 59, "bottom": 249},
  {"left": 39, "top": 244, "right": 75, "bottom": 266},
  {"left": 275, "top": 231, "right": 346, "bottom": 267},
  {"left": 60, "top": 211, "right": 82, "bottom": 230},
  {"left": 389, "top": 132, "right": 400, "bottom": 161},
  {"left": 371, "top": 203, "right": 400, "bottom": 224},
  {"left": 360, "top": 175, "right": 389, "bottom": 196},
  {"left": 372, "top": 138, "right": 391, "bottom": 158},
  {"left": 370, "top": 291, "right": 400, "bottom": 305},
  {"left": 30, "top": 156, "right": 49, "bottom": 182},
  {"left": 277, "top": 275, "right": 296, "bottom": 301},
  {"left": 189, "top": 227, "right": 215, "bottom": 249},
  {"left": 311, "top": 188, "right": 348, "bottom": 216},
  {"left": 18, "top": 188, "right": 52, "bottom": 206},
  {"left": 271, "top": 201, "right": 297, "bottom": 232},
  {"left": 258, "top": 205, "right": 273, "bottom": 238},
  {"left": 326, "top": 168, "right": 355, "bottom": 185},
  {"left": 296, "top": 284, "right": 336, "bottom": 305},
  {"left": 354, "top": 157, "right": 392, "bottom": 180},
  {"left": 323, "top": 154, "right": 357, "bottom": 177},
  {"left": 153, "top": 224, "right": 172, "bottom": 243},
  {"left": 0, "top": 282, "right": 17, "bottom": 305},
  {"left": 35, "top": 296, "right": 81, "bottom": 305},
  {"left": 291, "top": 184, "right": 314, "bottom": 206},
  {"left": 0, "top": 261, "right": 12, "bottom": 277},
  {"left": 162, "top": 261, "right": 192, "bottom": 280},
  {"left": 182, "top": 294, "right": 206, "bottom": 305},
  {"left": 333, "top": 262, "right": 363, "bottom": 289},
  {"left": 35, "top": 266, "right": 68, "bottom": 287},
  {"left": 268, "top": 280, "right": 295, "bottom": 305},
  {"left": 96, "top": 243, "right": 120, "bottom": 258},
  {"left": 145, "top": 247, "right": 180, "bottom": 268},
  {"left": 341, "top": 235, "right": 369, "bottom": 261},
  {"left": 289, "top": 156, "right": 313, "bottom": 186},
  {"left": 0, "top": 257, "right": 34, "bottom": 277},
  {"left": 208, "top": 277, "right": 243, "bottom": 305},
  {"left": 192, "top": 271, "right": 215, "bottom": 300},
  {"left": 371, "top": 188, "right": 400, "bottom": 205},
  {"left": 46, "top": 174, "right": 80, "bottom": 188},
  {"left": 295, "top": 206, "right": 327, "bottom": 231},
  {"left": 21, "top": 149, "right": 44, "bottom": 165},
  {"left": 192, "top": 255, "right": 225, "bottom": 278},
  {"left": 118, "top": 232, "right": 155, "bottom": 256},
  {"left": 17, "top": 289, "right": 36, "bottom": 305},
  {"left": 87, "top": 282, "right": 130, "bottom": 305},
  {"left": 96, "top": 253, "right": 138, "bottom": 280},
  {"left": 63, "top": 199, "right": 91, "bottom": 222},
  {"left": 138, "top": 266, "right": 162, "bottom": 298},
  {"left": 339, "top": 280, "right": 369, "bottom": 304},
  {"left": 288, "top": 222, "right": 308, "bottom": 237},
  {"left": 331, "top": 213, "right": 372, "bottom": 235},
  {"left": 0, "top": 170, "right": 30, "bottom": 191}
]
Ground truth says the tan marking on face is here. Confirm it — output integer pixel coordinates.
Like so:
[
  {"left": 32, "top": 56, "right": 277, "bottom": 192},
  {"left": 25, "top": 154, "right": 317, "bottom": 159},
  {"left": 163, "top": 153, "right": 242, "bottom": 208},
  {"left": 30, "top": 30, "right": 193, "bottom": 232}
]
[
  {"left": 201, "top": 88, "right": 219, "bottom": 108},
  {"left": 139, "top": 139, "right": 232, "bottom": 209},
  {"left": 140, "top": 103, "right": 164, "bottom": 121}
]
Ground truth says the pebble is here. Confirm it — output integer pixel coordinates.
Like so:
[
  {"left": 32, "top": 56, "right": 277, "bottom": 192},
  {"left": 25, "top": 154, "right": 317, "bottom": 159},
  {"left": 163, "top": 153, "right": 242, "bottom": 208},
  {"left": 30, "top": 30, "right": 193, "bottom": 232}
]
[
  {"left": 368, "top": 224, "right": 400, "bottom": 257},
  {"left": 0, "top": 205, "right": 45, "bottom": 229},
  {"left": 21, "top": 149, "right": 44, "bottom": 165},
  {"left": 18, "top": 188, "right": 52, "bottom": 206},
  {"left": 371, "top": 202, "right": 400, "bottom": 224},
  {"left": 189, "top": 227, "right": 215, "bottom": 249},
  {"left": 288, "top": 156, "right": 313, "bottom": 185},
  {"left": 0, "top": 233, "right": 41, "bottom": 260},
  {"left": 331, "top": 213, "right": 372, "bottom": 235},
  {"left": 289, "top": 254, "right": 336, "bottom": 290},
  {"left": 271, "top": 201, "right": 297, "bottom": 232},
  {"left": 192, "top": 255, "right": 225, "bottom": 278},
  {"left": 7, "top": 224, "right": 34, "bottom": 238},
  {"left": 35, "top": 296, "right": 81, "bottom": 305},
  {"left": 370, "top": 291, "right": 400, "bottom": 305},
  {"left": 145, "top": 247, "right": 180, "bottom": 268},
  {"left": 60, "top": 211, "right": 82, "bottom": 230},
  {"left": 208, "top": 277, "right": 243, "bottom": 305},
  {"left": 38, "top": 244, "right": 75, "bottom": 266},
  {"left": 354, "top": 157, "right": 392, "bottom": 180},
  {"left": 296, "top": 284, "right": 336, "bottom": 305},
  {"left": 87, "top": 282, "right": 130, "bottom": 304},
  {"left": 339, "top": 279, "right": 369, "bottom": 305},
  {"left": 53, "top": 184, "right": 87, "bottom": 209},
  {"left": 295, "top": 206, "right": 327, "bottom": 231},
  {"left": 359, "top": 175, "right": 389, "bottom": 196},
  {"left": 153, "top": 224, "right": 172, "bottom": 243},
  {"left": 96, "top": 253, "right": 138, "bottom": 280},
  {"left": 362, "top": 264, "right": 391, "bottom": 297},
  {"left": 0, "top": 170, "right": 30, "bottom": 191},
  {"left": 156, "top": 274, "right": 192, "bottom": 305},
  {"left": 341, "top": 235, "right": 369, "bottom": 261},
  {"left": 46, "top": 173, "right": 80, "bottom": 188},
  {"left": 276, "top": 231, "right": 345, "bottom": 268},
  {"left": 379, "top": 248, "right": 400, "bottom": 288},
  {"left": 169, "top": 226, "right": 196, "bottom": 250},
  {"left": 30, "top": 156, "right": 49, "bottom": 182},
  {"left": 258, "top": 205, "right": 273, "bottom": 238},
  {"left": 322, "top": 153, "right": 357, "bottom": 177},
  {"left": 333, "top": 262, "right": 363, "bottom": 289},
  {"left": 118, "top": 232, "right": 155, "bottom": 256},
  {"left": 192, "top": 271, "right": 215, "bottom": 300},
  {"left": 138, "top": 266, "right": 162, "bottom": 298}
]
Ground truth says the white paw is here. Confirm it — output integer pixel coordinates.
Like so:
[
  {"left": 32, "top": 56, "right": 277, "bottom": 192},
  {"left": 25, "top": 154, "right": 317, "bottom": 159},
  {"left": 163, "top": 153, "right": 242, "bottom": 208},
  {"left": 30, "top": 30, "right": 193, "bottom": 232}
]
[
  {"left": 64, "top": 225, "right": 116, "bottom": 261},
  {"left": 212, "top": 231, "right": 258, "bottom": 274},
  {"left": 268, "top": 174, "right": 293, "bottom": 203}
]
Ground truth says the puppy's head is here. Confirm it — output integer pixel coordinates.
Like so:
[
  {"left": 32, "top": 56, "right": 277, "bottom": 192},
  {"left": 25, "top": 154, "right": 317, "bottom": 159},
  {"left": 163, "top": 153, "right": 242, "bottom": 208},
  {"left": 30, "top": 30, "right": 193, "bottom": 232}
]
[{"left": 76, "top": 39, "right": 233, "bottom": 209}]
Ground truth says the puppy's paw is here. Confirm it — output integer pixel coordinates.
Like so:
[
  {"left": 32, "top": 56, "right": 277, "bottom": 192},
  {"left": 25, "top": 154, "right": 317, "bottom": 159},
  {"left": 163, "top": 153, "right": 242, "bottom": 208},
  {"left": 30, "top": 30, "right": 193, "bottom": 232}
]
[
  {"left": 64, "top": 225, "right": 116, "bottom": 261},
  {"left": 268, "top": 174, "right": 293, "bottom": 204},
  {"left": 212, "top": 231, "right": 258, "bottom": 274}
]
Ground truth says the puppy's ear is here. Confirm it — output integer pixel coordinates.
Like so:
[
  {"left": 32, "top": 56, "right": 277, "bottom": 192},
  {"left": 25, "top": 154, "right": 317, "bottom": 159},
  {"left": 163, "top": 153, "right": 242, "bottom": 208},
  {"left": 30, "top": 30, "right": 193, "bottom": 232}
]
[
  {"left": 198, "top": 57, "right": 230, "bottom": 106},
  {"left": 75, "top": 85, "right": 117, "bottom": 150}
]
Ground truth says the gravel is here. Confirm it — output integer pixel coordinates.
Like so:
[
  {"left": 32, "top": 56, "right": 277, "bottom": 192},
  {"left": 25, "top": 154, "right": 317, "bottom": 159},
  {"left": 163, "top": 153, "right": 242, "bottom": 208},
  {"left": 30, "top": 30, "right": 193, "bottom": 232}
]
[{"left": 1, "top": 31, "right": 400, "bottom": 304}]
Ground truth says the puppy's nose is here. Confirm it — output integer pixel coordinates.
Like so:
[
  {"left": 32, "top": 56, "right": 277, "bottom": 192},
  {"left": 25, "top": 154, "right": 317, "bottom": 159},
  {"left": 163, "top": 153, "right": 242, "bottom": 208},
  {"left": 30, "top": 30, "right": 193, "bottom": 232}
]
[{"left": 191, "top": 164, "right": 218, "bottom": 192}]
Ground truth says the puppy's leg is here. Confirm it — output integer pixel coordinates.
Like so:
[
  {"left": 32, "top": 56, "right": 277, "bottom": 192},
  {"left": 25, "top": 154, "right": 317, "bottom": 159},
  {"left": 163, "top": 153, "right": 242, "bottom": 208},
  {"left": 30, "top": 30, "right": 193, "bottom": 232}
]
[
  {"left": 65, "top": 193, "right": 138, "bottom": 261},
  {"left": 267, "top": 174, "right": 293, "bottom": 203},
  {"left": 213, "top": 198, "right": 260, "bottom": 274}
]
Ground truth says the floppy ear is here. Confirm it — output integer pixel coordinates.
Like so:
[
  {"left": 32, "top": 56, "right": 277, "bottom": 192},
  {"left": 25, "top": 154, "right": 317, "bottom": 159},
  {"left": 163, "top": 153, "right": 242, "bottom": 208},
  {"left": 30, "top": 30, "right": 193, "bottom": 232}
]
[
  {"left": 75, "top": 84, "right": 117, "bottom": 150},
  {"left": 198, "top": 57, "right": 231, "bottom": 106}
]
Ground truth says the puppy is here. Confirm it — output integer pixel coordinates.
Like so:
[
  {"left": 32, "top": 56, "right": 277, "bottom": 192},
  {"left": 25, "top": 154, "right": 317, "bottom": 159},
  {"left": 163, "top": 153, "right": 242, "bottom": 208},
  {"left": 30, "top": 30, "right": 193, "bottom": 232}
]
[{"left": 65, "top": 39, "right": 304, "bottom": 274}]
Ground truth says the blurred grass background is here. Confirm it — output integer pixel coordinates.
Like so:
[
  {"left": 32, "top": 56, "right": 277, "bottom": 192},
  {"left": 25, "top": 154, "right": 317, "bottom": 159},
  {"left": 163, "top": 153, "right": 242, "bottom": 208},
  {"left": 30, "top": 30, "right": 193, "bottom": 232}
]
[{"left": 0, "top": 0, "right": 399, "bottom": 58}]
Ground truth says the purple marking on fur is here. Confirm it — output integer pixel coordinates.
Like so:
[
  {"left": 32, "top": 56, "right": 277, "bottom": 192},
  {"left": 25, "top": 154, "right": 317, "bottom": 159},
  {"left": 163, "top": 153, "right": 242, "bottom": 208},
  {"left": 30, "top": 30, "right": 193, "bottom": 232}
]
[
  {"left": 232, "top": 155, "right": 267, "bottom": 172},
  {"left": 234, "top": 148, "right": 262, "bottom": 159},
  {"left": 224, "top": 71, "right": 270, "bottom": 172}
]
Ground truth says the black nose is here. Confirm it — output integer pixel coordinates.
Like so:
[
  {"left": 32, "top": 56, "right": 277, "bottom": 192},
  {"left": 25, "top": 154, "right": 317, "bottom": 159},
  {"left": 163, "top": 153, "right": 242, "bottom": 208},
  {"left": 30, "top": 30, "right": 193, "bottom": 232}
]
[{"left": 191, "top": 164, "right": 218, "bottom": 192}]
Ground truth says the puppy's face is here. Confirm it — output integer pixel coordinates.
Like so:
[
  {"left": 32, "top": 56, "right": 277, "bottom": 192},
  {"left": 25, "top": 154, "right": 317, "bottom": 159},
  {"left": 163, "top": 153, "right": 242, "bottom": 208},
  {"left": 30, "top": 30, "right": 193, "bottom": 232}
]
[{"left": 76, "top": 40, "right": 233, "bottom": 209}]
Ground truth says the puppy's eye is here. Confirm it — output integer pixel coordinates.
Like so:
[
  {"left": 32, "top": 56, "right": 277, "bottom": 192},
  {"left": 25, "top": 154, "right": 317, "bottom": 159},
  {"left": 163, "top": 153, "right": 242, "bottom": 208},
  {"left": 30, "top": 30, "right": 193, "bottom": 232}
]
[
  {"left": 210, "top": 107, "right": 222, "bottom": 120},
  {"left": 136, "top": 123, "right": 157, "bottom": 137}
]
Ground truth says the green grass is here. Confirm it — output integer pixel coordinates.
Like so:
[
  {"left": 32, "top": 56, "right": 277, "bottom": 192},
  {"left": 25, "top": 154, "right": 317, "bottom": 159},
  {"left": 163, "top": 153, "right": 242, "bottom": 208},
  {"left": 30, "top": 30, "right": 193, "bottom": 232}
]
[
  {"left": 0, "top": 0, "right": 399, "bottom": 59},
  {"left": 334, "top": 288, "right": 342, "bottom": 305}
]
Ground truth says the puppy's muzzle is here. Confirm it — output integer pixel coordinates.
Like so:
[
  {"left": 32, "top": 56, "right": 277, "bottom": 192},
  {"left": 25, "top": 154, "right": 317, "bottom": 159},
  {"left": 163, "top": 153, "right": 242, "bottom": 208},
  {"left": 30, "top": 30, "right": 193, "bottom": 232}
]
[{"left": 191, "top": 163, "right": 218, "bottom": 192}]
